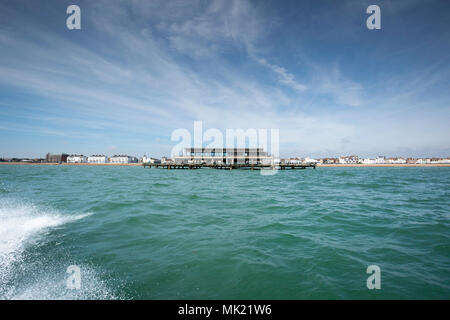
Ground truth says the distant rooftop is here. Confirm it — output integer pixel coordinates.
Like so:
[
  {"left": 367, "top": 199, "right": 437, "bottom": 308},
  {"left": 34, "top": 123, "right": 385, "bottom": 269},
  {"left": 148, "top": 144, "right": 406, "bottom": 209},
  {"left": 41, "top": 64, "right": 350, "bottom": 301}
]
[{"left": 185, "top": 148, "right": 266, "bottom": 151}]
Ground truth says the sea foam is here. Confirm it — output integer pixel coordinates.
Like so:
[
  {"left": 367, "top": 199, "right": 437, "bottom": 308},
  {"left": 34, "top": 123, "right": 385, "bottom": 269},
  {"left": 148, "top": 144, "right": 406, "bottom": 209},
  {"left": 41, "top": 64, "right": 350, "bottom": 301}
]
[{"left": 0, "top": 198, "right": 116, "bottom": 300}]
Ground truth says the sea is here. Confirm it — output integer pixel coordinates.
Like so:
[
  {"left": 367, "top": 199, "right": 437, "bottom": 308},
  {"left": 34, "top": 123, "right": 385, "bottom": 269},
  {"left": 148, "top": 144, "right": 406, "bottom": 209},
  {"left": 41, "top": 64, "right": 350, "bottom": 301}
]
[{"left": 0, "top": 165, "right": 449, "bottom": 299}]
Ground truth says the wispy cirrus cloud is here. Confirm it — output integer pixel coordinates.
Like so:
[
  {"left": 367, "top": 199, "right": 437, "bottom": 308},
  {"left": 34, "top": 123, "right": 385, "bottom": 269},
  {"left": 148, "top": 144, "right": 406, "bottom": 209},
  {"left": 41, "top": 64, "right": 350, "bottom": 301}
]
[{"left": 256, "top": 58, "right": 307, "bottom": 92}]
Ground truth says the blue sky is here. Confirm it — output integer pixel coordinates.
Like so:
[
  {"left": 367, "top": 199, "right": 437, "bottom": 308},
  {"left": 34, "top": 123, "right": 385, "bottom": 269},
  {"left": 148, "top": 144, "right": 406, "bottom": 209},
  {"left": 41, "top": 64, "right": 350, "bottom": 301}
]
[{"left": 0, "top": 0, "right": 449, "bottom": 158}]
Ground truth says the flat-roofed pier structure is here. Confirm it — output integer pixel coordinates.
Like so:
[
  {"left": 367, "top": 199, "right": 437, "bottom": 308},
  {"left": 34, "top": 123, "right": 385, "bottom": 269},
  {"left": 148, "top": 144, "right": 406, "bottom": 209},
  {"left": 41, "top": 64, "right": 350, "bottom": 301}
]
[{"left": 175, "top": 147, "right": 273, "bottom": 166}]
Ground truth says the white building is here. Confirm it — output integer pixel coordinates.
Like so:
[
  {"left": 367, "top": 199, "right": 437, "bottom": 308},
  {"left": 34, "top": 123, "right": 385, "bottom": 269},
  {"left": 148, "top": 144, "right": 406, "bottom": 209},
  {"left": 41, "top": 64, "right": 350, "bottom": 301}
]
[
  {"left": 416, "top": 158, "right": 431, "bottom": 164},
  {"left": 161, "top": 156, "right": 172, "bottom": 164},
  {"left": 142, "top": 155, "right": 150, "bottom": 164},
  {"left": 304, "top": 157, "right": 318, "bottom": 164},
  {"left": 284, "top": 158, "right": 303, "bottom": 165},
  {"left": 109, "top": 155, "right": 138, "bottom": 164},
  {"left": 142, "top": 156, "right": 160, "bottom": 164},
  {"left": 362, "top": 158, "right": 376, "bottom": 164},
  {"left": 87, "top": 155, "right": 108, "bottom": 164},
  {"left": 388, "top": 157, "right": 407, "bottom": 164},
  {"left": 339, "top": 155, "right": 359, "bottom": 164},
  {"left": 375, "top": 156, "right": 386, "bottom": 164},
  {"left": 67, "top": 155, "right": 87, "bottom": 163}
]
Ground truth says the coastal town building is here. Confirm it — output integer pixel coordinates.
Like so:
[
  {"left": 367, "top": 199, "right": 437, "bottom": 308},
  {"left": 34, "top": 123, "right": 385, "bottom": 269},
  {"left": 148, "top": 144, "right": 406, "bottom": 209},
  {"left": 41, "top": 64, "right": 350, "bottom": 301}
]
[
  {"left": 430, "top": 158, "right": 450, "bottom": 164},
  {"left": 387, "top": 157, "right": 407, "bottom": 164},
  {"left": 304, "top": 157, "right": 318, "bottom": 164},
  {"left": 6, "top": 153, "right": 448, "bottom": 166},
  {"left": 161, "top": 156, "right": 171, "bottom": 164},
  {"left": 67, "top": 155, "right": 87, "bottom": 163},
  {"left": 416, "top": 158, "right": 431, "bottom": 164},
  {"left": 320, "top": 158, "right": 339, "bottom": 164},
  {"left": 109, "top": 155, "right": 138, "bottom": 164},
  {"left": 87, "top": 155, "right": 108, "bottom": 163},
  {"left": 375, "top": 156, "right": 386, "bottom": 164},
  {"left": 404, "top": 157, "right": 450, "bottom": 164},
  {"left": 362, "top": 158, "right": 377, "bottom": 164},
  {"left": 282, "top": 158, "right": 303, "bottom": 165},
  {"left": 142, "top": 156, "right": 161, "bottom": 164},
  {"left": 46, "top": 153, "right": 68, "bottom": 163},
  {"left": 1, "top": 158, "right": 45, "bottom": 163},
  {"left": 173, "top": 148, "right": 274, "bottom": 165},
  {"left": 339, "top": 155, "right": 359, "bottom": 164}
]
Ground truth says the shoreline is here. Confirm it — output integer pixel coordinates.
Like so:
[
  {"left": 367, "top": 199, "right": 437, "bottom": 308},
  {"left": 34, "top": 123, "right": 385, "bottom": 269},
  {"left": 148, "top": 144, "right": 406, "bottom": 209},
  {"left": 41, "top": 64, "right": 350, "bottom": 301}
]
[
  {"left": 317, "top": 163, "right": 450, "bottom": 167},
  {"left": 0, "top": 162, "right": 142, "bottom": 166},
  {"left": 1, "top": 162, "right": 450, "bottom": 167}
]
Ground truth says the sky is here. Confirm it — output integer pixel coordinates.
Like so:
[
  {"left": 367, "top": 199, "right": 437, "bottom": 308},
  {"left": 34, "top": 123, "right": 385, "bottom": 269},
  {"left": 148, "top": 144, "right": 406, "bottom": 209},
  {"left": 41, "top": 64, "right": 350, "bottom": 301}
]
[{"left": 0, "top": 0, "right": 449, "bottom": 159}]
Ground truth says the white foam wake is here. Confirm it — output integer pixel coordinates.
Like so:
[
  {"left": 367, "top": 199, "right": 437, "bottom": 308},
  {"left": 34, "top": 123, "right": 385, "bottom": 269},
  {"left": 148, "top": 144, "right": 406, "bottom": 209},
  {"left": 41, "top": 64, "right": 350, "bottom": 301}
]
[
  {"left": 0, "top": 198, "right": 106, "bottom": 299},
  {"left": 0, "top": 199, "right": 89, "bottom": 271},
  {"left": 9, "top": 264, "right": 119, "bottom": 300}
]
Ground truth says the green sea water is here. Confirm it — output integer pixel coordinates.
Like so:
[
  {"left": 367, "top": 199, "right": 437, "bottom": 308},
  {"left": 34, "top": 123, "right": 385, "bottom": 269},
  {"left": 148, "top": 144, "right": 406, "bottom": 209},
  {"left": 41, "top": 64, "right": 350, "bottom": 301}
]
[{"left": 0, "top": 165, "right": 449, "bottom": 299}]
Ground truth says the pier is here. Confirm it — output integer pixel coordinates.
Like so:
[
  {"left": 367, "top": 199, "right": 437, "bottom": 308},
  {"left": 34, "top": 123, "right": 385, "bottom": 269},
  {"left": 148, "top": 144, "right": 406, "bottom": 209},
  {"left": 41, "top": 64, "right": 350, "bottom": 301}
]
[{"left": 142, "top": 163, "right": 316, "bottom": 170}]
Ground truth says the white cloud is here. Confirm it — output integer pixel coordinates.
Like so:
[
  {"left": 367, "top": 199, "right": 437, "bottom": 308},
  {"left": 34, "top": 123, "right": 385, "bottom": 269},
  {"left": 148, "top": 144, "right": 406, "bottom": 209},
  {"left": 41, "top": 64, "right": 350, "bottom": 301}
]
[{"left": 256, "top": 58, "right": 307, "bottom": 92}]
